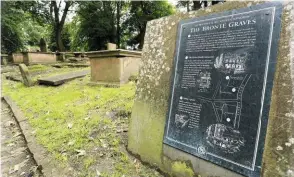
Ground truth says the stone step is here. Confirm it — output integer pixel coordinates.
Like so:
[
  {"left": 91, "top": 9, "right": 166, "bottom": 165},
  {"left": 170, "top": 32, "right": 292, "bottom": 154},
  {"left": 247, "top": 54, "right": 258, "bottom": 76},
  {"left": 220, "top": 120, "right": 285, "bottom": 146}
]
[{"left": 38, "top": 70, "right": 90, "bottom": 86}]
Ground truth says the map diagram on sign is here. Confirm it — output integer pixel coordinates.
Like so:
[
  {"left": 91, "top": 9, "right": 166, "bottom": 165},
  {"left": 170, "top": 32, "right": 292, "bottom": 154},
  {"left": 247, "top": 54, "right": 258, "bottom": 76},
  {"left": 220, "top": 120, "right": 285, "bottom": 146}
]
[{"left": 195, "top": 50, "right": 252, "bottom": 154}]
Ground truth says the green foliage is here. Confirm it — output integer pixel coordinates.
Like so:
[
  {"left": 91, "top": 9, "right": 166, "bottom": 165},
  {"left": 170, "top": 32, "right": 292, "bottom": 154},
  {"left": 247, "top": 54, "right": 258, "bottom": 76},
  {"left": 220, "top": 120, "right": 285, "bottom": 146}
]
[
  {"left": 72, "top": 1, "right": 117, "bottom": 51},
  {"left": 20, "top": 13, "right": 51, "bottom": 49},
  {"left": 2, "top": 1, "right": 176, "bottom": 53},
  {"left": 49, "top": 23, "right": 71, "bottom": 52},
  {"left": 1, "top": 1, "right": 51, "bottom": 53},
  {"left": 123, "top": 1, "right": 175, "bottom": 49},
  {"left": 68, "top": 16, "right": 89, "bottom": 51},
  {"left": 1, "top": 1, "right": 26, "bottom": 53}
]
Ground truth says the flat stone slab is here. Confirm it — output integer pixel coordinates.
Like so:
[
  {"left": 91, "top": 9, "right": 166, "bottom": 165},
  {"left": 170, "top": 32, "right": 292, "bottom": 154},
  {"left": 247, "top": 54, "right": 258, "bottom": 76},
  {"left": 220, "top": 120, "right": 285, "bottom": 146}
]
[
  {"left": 38, "top": 70, "right": 90, "bottom": 86},
  {"left": 1, "top": 67, "right": 17, "bottom": 73},
  {"left": 6, "top": 75, "right": 22, "bottom": 82},
  {"left": 51, "top": 63, "right": 89, "bottom": 68}
]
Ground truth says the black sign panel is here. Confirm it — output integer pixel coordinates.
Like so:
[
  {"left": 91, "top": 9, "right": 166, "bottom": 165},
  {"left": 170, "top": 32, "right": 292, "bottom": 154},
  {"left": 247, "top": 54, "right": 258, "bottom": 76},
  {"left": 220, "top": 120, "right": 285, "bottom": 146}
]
[{"left": 163, "top": 2, "right": 282, "bottom": 177}]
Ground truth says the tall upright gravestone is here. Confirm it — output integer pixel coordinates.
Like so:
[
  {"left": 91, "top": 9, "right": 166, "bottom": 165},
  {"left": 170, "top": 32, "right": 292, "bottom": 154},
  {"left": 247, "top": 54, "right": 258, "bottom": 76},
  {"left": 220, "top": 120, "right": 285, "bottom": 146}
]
[
  {"left": 40, "top": 38, "right": 47, "bottom": 52},
  {"left": 128, "top": 2, "right": 294, "bottom": 177}
]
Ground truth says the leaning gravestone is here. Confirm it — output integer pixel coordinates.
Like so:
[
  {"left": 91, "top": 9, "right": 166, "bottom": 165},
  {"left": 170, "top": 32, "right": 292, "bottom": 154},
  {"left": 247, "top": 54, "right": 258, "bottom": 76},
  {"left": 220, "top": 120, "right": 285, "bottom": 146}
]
[
  {"left": 128, "top": 1, "right": 294, "bottom": 177},
  {"left": 19, "top": 64, "right": 33, "bottom": 87}
]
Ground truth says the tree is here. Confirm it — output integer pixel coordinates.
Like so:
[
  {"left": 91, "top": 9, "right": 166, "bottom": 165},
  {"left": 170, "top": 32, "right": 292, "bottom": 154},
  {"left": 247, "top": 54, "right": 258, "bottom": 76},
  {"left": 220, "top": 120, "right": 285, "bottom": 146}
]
[
  {"left": 176, "top": 1, "right": 190, "bottom": 12},
  {"left": 1, "top": 1, "right": 32, "bottom": 53},
  {"left": 123, "top": 1, "right": 175, "bottom": 49},
  {"left": 72, "top": 1, "right": 121, "bottom": 51},
  {"left": 50, "top": 1, "right": 73, "bottom": 51},
  {"left": 116, "top": 1, "right": 121, "bottom": 48},
  {"left": 177, "top": 0, "right": 223, "bottom": 12}
]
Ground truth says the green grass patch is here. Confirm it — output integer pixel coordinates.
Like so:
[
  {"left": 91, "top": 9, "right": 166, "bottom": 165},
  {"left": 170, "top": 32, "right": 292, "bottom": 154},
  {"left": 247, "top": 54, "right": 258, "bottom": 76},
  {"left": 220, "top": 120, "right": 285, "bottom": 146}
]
[
  {"left": 2, "top": 75, "right": 135, "bottom": 153},
  {"left": 28, "top": 64, "right": 50, "bottom": 72},
  {"left": 2, "top": 74, "right": 161, "bottom": 176}
]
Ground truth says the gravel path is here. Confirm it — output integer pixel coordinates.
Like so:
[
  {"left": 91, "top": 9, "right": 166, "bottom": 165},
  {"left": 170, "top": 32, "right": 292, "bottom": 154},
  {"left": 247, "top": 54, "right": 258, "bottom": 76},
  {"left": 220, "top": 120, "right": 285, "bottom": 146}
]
[{"left": 1, "top": 100, "right": 43, "bottom": 177}]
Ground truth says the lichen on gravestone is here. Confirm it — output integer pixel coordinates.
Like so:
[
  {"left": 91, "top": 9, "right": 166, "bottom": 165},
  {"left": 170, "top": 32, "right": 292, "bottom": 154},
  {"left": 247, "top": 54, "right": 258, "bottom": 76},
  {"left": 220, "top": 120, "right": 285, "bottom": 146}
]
[{"left": 18, "top": 64, "right": 33, "bottom": 87}]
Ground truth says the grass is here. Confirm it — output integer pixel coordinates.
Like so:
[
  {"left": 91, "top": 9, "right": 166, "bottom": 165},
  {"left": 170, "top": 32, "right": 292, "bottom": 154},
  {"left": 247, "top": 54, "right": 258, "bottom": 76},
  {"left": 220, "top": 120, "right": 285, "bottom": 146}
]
[
  {"left": 28, "top": 64, "right": 50, "bottom": 72},
  {"left": 2, "top": 66, "right": 162, "bottom": 177}
]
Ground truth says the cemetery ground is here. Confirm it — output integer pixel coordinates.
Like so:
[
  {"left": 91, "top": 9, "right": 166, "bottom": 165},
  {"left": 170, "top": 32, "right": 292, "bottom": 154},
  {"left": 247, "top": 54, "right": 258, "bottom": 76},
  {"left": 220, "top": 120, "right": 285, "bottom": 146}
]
[{"left": 1, "top": 64, "right": 162, "bottom": 177}]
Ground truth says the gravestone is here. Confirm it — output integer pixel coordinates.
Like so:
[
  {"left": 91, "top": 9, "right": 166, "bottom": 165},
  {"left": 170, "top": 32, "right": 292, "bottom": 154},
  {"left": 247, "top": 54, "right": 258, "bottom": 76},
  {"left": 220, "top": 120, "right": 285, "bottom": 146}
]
[
  {"left": 1, "top": 54, "right": 8, "bottom": 65},
  {"left": 23, "top": 52, "right": 56, "bottom": 65},
  {"left": 40, "top": 38, "right": 47, "bottom": 52},
  {"left": 19, "top": 64, "right": 33, "bottom": 87},
  {"left": 128, "top": 1, "right": 294, "bottom": 177},
  {"left": 107, "top": 43, "right": 117, "bottom": 50},
  {"left": 87, "top": 49, "right": 141, "bottom": 86}
]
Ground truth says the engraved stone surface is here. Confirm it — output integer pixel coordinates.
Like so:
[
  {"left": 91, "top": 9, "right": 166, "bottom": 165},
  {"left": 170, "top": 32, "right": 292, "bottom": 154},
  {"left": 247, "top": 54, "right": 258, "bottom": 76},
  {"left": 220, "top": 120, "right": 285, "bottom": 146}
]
[
  {"left": 163, "top": 3, "right": 283, "bottom": 176},
  {"left": 128, "top": 1, "right": 294, "bottom": 177}
]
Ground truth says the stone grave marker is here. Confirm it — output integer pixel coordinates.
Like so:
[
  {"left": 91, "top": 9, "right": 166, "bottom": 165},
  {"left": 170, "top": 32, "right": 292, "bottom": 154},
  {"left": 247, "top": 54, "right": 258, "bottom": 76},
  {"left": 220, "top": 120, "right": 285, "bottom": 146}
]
[
  {"left": 128, "top": 1, "right": 294, "bottom": 177},
  {"left": 86, "top": 49, "right": 141, "bottom": 86},
  {"left": 19, "top": 64, "right": 33, "bottom": 87},
  {"left": 39, "top": 38, "right": 47, "bottom": 52},
  {"left": 1, "top": 54, "right": 8, "bottom": 65},
  {"left": 107, "top": 43, "right": 117, "bottom": 50}
]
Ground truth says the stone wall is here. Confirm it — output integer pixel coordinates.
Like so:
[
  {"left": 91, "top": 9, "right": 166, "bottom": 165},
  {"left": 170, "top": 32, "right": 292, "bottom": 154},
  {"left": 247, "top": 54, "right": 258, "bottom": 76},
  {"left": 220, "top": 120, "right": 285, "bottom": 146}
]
[{"left": 128, "top": 1, "right": 294, "bottom": 177}]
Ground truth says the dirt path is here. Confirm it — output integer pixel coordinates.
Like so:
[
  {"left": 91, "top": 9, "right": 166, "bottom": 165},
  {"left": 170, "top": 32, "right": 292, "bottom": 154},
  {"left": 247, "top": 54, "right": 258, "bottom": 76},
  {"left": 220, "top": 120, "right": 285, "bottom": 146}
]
[{"left": 1, "top": 100, "right": 42, "bottom": 177}]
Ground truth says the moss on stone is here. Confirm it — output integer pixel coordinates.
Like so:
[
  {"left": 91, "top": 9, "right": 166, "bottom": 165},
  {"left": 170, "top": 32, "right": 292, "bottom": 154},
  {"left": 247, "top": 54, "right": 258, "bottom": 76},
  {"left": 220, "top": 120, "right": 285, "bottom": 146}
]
[
  {"left": 171, "top": 161, "right": 195, "bottom": 177},
  {"left": 128, "top": 101, "right": 167, "bottom": 166}
]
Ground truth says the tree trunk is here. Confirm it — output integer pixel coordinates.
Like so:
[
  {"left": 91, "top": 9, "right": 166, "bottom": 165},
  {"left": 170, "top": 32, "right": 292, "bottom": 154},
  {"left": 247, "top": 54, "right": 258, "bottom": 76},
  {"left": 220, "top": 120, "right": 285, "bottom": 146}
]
[
  {"left": 56, "top": 27, "right": 65, "bottom": 52},
  {"left": 116, "top": 1, "right": 121, "bottom": 48},
  {"left": 51, "top": 0, "right": 71, "bottom": 52},
  {"left": 138, "top": 28, "right": 145, "bottom": 50},
  {"left": 192, "top": 1, "right": 201, "bottom": 10}
]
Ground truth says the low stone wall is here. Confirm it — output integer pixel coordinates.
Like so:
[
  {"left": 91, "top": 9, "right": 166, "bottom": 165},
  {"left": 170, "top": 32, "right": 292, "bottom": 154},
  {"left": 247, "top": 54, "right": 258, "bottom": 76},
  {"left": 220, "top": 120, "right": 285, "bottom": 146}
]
[
  {"left": 23, "top": 52, "right": 56, "bottom": 65},
  {"left": 87, "top": 49, "right": 141, "bottom": 85},
  {"left": 128, "top": 1, "right": 294, "bottom": 177}
]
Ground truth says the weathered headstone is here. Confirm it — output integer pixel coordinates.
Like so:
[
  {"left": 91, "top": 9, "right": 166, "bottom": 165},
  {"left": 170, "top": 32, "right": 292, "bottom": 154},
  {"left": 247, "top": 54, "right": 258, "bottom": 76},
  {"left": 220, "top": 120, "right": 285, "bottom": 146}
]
[
  {"left": 18, "top": 64, "right": 33, "bottom": 87},
  {"left": 1, "top": 54, "right": 8, "bottom": 65},
  {"left": 39, "top": 38, "right": 47, "bottom": 52},
  {"left": 128, "top": 1, "right": 294, "bottom": 177},
  {"left": 107, "top": 43, "right": 117, "bottom": 50}
]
